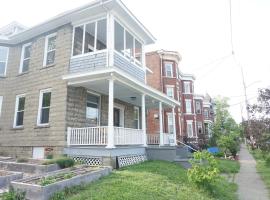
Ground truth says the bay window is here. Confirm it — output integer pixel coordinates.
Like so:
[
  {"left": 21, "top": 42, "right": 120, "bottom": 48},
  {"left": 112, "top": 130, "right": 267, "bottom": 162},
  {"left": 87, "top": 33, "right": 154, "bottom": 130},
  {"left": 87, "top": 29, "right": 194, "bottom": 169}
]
[
  {"left": 166, "top": 86, "right": 174, "bottom": 98},
  {"left": 185, "top": 99, "right": 192, "bottom": 114},
  {"left": 187, "top": 121, "right": 193, "bottom": 137},
  {"left": 72, "top": 19, "right": 107, "bottom": 56},
  {"left": 114, "top": 20, "right": 142, "bottom": 65},
  {"left": 165, "top": 63, "right": 173, "bottom": 77},
  {"left": 0, "top": 46, "right": 9, "bottom": 76}
]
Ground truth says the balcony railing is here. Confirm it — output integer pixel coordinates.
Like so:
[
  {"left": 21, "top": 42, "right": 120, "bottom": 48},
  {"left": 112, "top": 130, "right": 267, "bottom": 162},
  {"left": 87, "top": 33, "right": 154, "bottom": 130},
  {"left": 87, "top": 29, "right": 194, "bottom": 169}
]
[{"left": 67, "top": 126, "right": 144, "bottom": 146}]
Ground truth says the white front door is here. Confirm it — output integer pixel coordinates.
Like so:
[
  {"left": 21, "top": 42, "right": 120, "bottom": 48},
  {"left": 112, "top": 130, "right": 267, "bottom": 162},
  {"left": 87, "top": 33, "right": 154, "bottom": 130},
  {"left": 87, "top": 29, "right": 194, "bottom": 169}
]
[{"left": 33, "top": 147, "right": 45, "bottom": 159}]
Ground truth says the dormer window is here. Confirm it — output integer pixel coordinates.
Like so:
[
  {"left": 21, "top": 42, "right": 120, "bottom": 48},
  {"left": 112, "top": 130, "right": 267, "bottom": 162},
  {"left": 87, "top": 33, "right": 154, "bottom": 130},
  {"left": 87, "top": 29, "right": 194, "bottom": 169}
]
[
  {"left": 114, "top": 20, "right": 142, "bottom": 66},
  {"left": 72, "top": 18, "right": 107, "bottom": 56}
]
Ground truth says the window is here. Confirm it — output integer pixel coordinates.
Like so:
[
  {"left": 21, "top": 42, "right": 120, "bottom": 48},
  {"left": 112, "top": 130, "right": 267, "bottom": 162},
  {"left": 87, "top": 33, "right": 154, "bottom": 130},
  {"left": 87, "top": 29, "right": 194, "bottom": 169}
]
[
  {"left": 86, "top": 93, "right": 100, "bottom": 126},
  {"left": 0, "top": 46, "right": 9, "bottom": 76},
  {"left": 196, "top": 101, "right": 201, "bottom": 114},
  {"left": 204, "top": 109, "right": 209, "bottom": 118},
  {"left": 37, "top": 89, "right": 51, "bottom": 125},
  {"left": 197, "top": 122, "right": 203, "bottom": 134},
  {"left": 19, "top": 43, "right": 31, "bottom": 73},
  {"left": 165, "top": 62, "right": 173, "bottom": 77},
  {"left": 72, "top": 19, "right": 107, "bottom": 56},
  {"left": 114, "top": 20, "right": 142, "bottom": 65},
  {"left": 187, "top": 121, "right": 193, "bottom": 137},
  {"left": 167, "top": 113, "right": 174, "bottom": 134},
  {"left": 134, "top": 107, "right": 140, "bottom": 129},
  {"left": 43, "top": 33, "right": 56, "bottom": 66},
  {"left": 13, "top": 95, "right": 25, "bottom": 127},
  {"left": 184, "top": 82, "right": 191, "bottom": 93},
  {"left": 185, "top": 99, "right": 192, "bottom": 114},
  {"left": 166, "top": 86, "right": 174, "bottom": 98},
  {"left": 0, "top": 96, "right": 3, "bottom": 117}
]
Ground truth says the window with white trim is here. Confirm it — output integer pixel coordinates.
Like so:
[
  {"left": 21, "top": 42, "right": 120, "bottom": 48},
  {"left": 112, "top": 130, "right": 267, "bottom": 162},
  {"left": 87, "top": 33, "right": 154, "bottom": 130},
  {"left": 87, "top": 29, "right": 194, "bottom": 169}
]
[
  {"left": 196, "top": 101, "right": 201, "bottom": 114},
  {"left": 184, "top": 81, "right": 191, "bottom": 93},
  {"left": 114, "top": 20, "right": 142, "bottom": 65},
  {"left": 134, "top": 107, "right": 140, "bottom": 129},
  {"left": 13, "top": 94, "right": 25, "bottom": 127},
  {"left": 164, "top": 62, "right": 173, "bottom": 77},
  {"left": 43, "top": 33, "right": 56, "bottom": 66},
  {"left": 0, "top": 46, "right": 9, "bottom": 76},
  {"left": 185, "top": 99, "right": 192, "bottom": 114},
  {"left": 73, "top": 19, "right": 107, "bottom": 57},
  {"left": 86, "top": 93, "right": 100, "bottom": 126},
  {"left": 167, "top": 113, "right": 174, "bottom": 134},
  {"left": 166, "top": 86, "right": 174, "bottom": 98},
  {"left": 187, "top": 121, "right": 193, "bottom": 137},
  {"left": 0, "top": 96, "right": 3, "bottom": 117},
  {"left": 197, "top": 122, "right": 203, "bottom": 134},
  {"left": 19, "top": 43, "right": 31, "bottom": 73},
  {"left": 204, "top": 109, "right": 209, "bottom": 118},
  {"left": 37, "top": 89, "right": 51, "bottom": 125}
]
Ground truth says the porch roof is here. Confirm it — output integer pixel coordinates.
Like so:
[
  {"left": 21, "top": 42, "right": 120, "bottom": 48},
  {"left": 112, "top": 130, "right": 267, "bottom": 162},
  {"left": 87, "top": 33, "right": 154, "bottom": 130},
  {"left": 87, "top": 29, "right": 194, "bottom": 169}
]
[{"left": 62, "top": 67, "right": 180, "bottom": 109}]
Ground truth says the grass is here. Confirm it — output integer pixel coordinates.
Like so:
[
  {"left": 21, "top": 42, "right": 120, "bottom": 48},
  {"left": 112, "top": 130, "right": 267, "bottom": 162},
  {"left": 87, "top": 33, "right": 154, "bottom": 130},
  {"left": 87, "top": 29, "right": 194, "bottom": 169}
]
[
  {"left": 217, "top": 159, "right": 240, "bottom": 174},
  {"left": 250, "top": 149, "right": 270, "bottom": 194},
  {"left": 51, "top": 160, "right": 238, "bottom": 200}
]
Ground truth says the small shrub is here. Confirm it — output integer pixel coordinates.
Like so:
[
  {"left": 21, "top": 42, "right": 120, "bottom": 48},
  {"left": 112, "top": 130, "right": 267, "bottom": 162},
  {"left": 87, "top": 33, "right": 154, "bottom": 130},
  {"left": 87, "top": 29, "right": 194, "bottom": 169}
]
[
  {"left": 42, "top": 157, "right": 75, "bottom": 169},
  {"left": 188, "top": 150, "right": 220, "bottom": 187},
  {"left": 17, "top": 158, "right": 28, "bottom": 163},
  {"left": 1, "top": 187, "right": 26, "bottom": 200},
  {"left": 46, "top": 154, "right": 54, "bottom": 159},
  {"left": 265, "top": 155, "right": 270, "bottom": 166}
]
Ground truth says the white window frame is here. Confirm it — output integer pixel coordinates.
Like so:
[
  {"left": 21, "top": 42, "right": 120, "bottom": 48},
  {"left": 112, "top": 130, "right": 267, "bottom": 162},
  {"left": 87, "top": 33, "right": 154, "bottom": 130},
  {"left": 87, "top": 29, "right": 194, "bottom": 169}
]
[
  {"left": 196, "top": 101, "right": 201, "bottom": 114},
  {"left": 0, "top": 96, "right": 3, "bottom": 117},
  {"left": 184, "top": 81, "right": 191, "bottom": 94},
  {"left": 187, "top": 120, "right": 193, "bottom": 137},
  {"left": 166, "top": 85, "right": 174, "bottom": 98},
  {"left": 13, "top": 94, "right": 26, "bottom": 128},
  {"left": 185, "top": 99, "right": 192, "bottom": 114},
  {"left": 37, "top": 88, "right": 52, "bottom": 126},
  {"left": 0, "top": 46, "right": 9, "bottom": 76},
  {"left": 43, "top": 33, "right": 57, "bottom": 67},
  {"left": 86, "top": 91, "right": 101, "bottom": 126},
  {"left": 167, "top": 112, "right": 174, "bottom": 134},
  {"left": 134, "top": 106, "right": 140, "bottom": 129},
  {"left": 165, "top": 62, "right": 173, "bottom": 77},
  {"left": 204, "top": 109, "right": 209, "bottom": 118},
  {"left": 19, "top": 43, "right": 31, "bottom": 73}
]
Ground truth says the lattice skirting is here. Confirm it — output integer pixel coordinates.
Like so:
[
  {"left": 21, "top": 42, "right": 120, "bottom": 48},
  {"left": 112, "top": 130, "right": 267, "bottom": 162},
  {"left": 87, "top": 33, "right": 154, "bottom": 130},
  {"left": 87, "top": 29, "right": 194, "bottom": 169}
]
[
  {"left": 117, "top": 154, "right": 147, "bottom": 168},
  {"left": 72, "top": 156, "right": 102, "bottom": 166}
]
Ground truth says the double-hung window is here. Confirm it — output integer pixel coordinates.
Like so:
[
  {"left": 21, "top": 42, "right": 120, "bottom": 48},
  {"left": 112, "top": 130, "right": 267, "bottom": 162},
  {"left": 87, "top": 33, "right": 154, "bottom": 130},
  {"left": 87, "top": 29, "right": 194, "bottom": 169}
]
[
  {"left": 73, "top": 19, "right": 107, "bottom": 56},
  {"left": 166, "top": 86, "right": 174, "bottom": 98},
  {"left": 43, "top": 33, "right": 56, "bottom": 66},
  {"left": 14, "top": 94, "right": 25, "bottom": 127},
  {"left": 185, "top": 99, "right": 192, "bottom": 114},
  {"left": 37, "top": 89, "right": 51, "bottom": 125},
  {"left": 204, "top": 109, "right": 209, "bottom": 118},
  {"left": 86, "top": 93, "right": 100, "bottom": 126},
  {"left": 0, "top": 96, "right": 3, "bottom": 117},
  {"left": 134, "top": 107, "right": 140, "bottom": 129},
  {"left": 0, "top": 46, "right": 9, "bottom": 76},
  {"left": 114, "top": 21, "right": 142, "bottom": 65},
  {"left": 187, "top": 121, "right": 193, "bottom": 137},
  {"left": 19, "top": 43, "right": 31, "bottom": 73},
  {"left": 165, "top": 63, "right": 173, "bottom": 77},
  {"left": 184, "top": 81, "right": 191, "bottom": 93},
  {"left": 197, "top": 122, "right": 203, "bottom": 134},
  {"left": 196, "top": 101, "right": 201, "bottom": 114},
  {"left": 167, "top": 113, "right": 174, "bottom": 134}
]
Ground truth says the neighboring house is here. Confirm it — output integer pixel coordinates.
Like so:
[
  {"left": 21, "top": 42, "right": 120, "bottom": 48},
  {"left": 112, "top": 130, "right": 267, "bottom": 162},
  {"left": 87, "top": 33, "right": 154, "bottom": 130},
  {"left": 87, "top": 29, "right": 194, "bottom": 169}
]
[
  {"left": 203, "top": 93, "right": 215, "bottom": 139},
  {"left": 146, "top": 50, "right": 215, "bottom": 147},
  {"left": 0, "top": 0, "right": 180, "bottom": 166}
]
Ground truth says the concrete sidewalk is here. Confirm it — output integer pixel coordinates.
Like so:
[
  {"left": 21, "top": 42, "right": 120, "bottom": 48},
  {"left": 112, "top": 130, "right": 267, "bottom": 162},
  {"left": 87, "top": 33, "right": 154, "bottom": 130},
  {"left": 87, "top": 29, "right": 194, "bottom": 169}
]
[{"left": 235, "top": 144, "right": 269, "bottom": 200}]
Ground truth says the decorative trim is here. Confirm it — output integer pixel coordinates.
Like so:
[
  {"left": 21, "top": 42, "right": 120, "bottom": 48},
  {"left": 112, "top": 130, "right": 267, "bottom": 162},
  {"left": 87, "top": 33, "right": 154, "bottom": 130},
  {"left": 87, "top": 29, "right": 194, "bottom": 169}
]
[
  {"left": 117, "top": 154, "right": 147, "bottom": 168},
  {"left": 72, "top": 156, "right": 102, "bottom": 166}
]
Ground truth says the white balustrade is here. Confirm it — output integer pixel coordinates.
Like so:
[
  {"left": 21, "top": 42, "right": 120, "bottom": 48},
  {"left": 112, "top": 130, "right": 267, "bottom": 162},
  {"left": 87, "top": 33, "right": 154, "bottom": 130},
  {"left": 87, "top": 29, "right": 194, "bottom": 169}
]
[
  {"left": 147, "top": 134, "right": 160, "bottom": 144},
  {"left": 68, "top": 127, "right": 108, "bottom": 145},
  {"left": 114, "top": 127, "right": 144, "bottom": 145}
]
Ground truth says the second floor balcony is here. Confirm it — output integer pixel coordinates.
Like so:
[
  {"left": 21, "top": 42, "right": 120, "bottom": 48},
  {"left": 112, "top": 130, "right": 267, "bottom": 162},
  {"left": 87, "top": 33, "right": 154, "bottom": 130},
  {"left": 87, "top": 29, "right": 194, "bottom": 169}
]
[{"left": 69, "top": 15, "right": 150, "bottom": 83}]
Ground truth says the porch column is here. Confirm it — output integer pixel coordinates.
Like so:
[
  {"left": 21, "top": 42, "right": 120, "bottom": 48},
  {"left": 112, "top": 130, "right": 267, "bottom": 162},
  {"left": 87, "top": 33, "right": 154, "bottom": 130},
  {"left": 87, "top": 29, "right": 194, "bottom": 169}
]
[
  {"left": 159, "top": 102, "right": 164, "bottom": 146},
  {"left": 106, "top": 78, "right": 115, "bottom": 148},
  {"left": 141, "top": 94, "right": 147, "bottom": 146},
  {"left": 172, "top": 106, "right": 177, "bottom": 146}
]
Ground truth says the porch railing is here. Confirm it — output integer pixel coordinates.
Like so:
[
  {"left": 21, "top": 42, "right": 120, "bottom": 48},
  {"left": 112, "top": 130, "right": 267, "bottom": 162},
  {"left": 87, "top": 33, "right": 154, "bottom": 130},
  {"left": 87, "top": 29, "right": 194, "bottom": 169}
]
[
  {"left": 67, "top": 127, "right": 108, "bottom": 145},
  {"left": 147, "top": 133, "right": 171, "bottom": 145},
  {"left": 114, "top": 127, "right": 144, "bottom": 145}
]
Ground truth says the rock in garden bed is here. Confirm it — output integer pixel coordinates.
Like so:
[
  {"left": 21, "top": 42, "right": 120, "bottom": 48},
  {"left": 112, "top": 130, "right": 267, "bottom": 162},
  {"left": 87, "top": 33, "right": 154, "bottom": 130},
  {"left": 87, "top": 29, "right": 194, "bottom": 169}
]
[{"left": 10, "top": 165, "right": 112, "bottom": 200}]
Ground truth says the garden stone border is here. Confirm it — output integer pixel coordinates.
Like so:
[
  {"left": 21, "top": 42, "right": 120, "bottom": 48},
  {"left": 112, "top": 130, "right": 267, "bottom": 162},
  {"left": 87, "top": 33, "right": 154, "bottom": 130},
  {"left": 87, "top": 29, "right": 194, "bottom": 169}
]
[
  {"left": 0, "top": 161, "right": 59, "bottom": 174},
  {"left": 11, "top": 166, "right": 112, "bottom": 200},
  {"left": 0, "top": 170, "right": 23, "bottom": 188}
]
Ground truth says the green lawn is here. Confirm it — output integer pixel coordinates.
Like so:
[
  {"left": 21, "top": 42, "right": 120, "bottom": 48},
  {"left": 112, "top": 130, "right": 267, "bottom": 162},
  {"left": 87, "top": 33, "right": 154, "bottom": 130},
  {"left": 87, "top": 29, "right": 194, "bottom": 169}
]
[
  {"left": 250, "top": 149, "right": 270, "bottom": 194},
  {"left": 51, "top": 160, "right": 238, "bottom": 200},
  {"left": 217, "top": 159, "right": 240, "bottom": 174}
]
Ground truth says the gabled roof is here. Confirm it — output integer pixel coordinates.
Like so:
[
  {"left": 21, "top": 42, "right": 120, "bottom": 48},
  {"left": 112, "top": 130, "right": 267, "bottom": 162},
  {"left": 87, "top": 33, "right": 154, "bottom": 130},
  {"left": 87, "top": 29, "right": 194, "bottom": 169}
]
[{"left": 0, "top": 0, "right": 156, "bottom": 45}]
